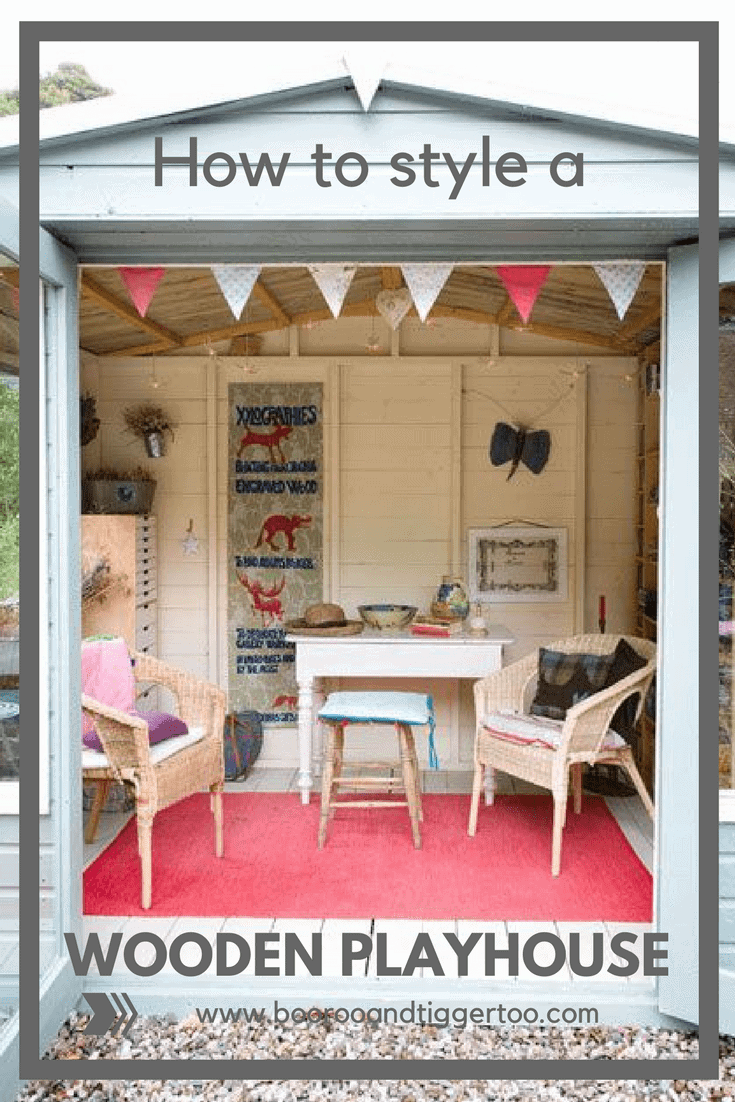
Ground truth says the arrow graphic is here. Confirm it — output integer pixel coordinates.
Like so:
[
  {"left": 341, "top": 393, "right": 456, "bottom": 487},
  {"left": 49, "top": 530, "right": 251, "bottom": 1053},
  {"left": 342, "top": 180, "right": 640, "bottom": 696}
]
[{"left": 83, "top": 992, "right": 138, "bottom": 1037}]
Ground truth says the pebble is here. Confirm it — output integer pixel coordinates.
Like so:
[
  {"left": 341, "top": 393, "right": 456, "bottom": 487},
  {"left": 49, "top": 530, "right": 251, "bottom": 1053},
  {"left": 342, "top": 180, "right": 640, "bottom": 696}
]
[{"left": 15, "top": 1014, "right": 735, "bottom": 1101}]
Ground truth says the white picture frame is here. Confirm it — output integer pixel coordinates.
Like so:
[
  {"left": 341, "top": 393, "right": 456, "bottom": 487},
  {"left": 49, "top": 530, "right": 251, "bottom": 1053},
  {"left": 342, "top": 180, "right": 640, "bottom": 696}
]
[{"left": 468, "top": 526, "right": 568, "bottom": 604}]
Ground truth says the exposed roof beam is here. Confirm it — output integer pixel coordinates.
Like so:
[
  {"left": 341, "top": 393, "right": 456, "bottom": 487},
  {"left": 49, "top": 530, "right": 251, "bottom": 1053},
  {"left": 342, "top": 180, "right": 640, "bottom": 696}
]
[
  {"left": 251, "top": 279, "right": 290, "bottom": 327},
  {"left": 503, "top": 319, "right": 633, "bottom": 353},
  {"left": 102, "top": 298, "right": 631, "bottom": 358},
  {"left": 619, "top": 302, "right": 661, "bottom": 340},
  {"left": 81, "top": 274, "right": 184, "bottom": 349},
  {"left": 381, "top": 267, "right": 403, "bottom": 290},
  {"left": 495, "top": 294, "right": 517, "bottom": 326}
]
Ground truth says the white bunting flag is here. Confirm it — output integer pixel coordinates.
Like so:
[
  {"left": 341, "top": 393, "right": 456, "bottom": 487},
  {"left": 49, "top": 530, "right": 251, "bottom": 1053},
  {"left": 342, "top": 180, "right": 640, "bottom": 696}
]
[
  {"left": 401, "top": 263, "right": 454, "bottom": 323},
  {"left": 211, "top": 265, "right": 260, "bottom": 320},
  {"left": 308, "top": 264, "right": 356, "bottom": 318},
  {"left": 593, "top": 262, "right": 647, "bottom": 321}
]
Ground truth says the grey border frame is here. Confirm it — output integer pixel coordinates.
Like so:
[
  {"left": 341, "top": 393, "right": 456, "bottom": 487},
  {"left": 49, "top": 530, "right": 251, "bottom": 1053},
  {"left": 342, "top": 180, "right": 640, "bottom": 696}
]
[{"left": 18, "top": 20, "right": 718, "bottom": 1081}]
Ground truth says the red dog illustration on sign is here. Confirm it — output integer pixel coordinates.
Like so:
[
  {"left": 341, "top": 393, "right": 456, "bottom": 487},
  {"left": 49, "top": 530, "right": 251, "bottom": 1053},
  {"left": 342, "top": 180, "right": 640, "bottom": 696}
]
[
  {"left": 237, "top": 573, "right": 286, "bottom": 625},
  {"left": 255, "top": 513, "right": 312, "bottom": 552},
  {"left": 237, "top": 424, "right": 293, "bottom": 464},
  {"left": 272, "top": 694, "right": 298, "bottom": 710}
]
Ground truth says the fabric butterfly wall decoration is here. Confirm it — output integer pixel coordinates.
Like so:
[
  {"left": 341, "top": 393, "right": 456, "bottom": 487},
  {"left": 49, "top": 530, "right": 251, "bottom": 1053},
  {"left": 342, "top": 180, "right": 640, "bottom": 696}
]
[{"left": 489, "top": 422, "right": 551, "bottom": 480}]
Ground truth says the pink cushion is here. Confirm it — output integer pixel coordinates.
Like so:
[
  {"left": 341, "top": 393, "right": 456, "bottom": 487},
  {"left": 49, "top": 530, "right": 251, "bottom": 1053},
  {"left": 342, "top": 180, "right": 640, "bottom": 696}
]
[
  {"left": 82, "top": 711, "right": 188, "bottom": 752},
  {"left": 81, "top": 637, "right": 135, "bottom": 739}
]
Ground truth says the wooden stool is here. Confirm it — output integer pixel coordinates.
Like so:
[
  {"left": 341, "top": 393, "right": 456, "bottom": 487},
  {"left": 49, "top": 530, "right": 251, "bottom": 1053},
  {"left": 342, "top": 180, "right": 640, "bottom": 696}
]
[{"left": 317, "top": 691, "right": 435, "bottom": 849}]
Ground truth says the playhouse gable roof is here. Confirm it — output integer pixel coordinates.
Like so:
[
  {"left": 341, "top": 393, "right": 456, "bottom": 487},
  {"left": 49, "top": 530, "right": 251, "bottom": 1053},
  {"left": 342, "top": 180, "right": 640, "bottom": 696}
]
[{"left": 0, "top": 60, "right": 721, "bottom": 157}]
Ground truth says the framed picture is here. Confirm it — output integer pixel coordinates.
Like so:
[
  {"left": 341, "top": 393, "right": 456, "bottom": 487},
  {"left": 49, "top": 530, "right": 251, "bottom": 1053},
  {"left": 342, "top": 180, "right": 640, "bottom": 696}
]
[{"left": 468, "top": 526, "right": 568, "bottom": 603}]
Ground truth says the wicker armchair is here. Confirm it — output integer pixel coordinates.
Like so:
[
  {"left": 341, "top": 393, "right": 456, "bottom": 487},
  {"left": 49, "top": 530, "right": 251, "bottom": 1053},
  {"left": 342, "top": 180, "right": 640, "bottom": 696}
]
[
  {"left": 82, "top": 651, "right": 226, "bottom": 909},
  {"left": 469, "top": 634, "right": 656, "bottom": 876}
]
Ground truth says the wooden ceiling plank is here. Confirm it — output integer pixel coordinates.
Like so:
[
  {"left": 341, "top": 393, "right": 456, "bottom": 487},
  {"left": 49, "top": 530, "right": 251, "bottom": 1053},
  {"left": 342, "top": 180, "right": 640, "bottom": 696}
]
[{"left": 81, "top": 274, "right": 183, "bottom": 347}]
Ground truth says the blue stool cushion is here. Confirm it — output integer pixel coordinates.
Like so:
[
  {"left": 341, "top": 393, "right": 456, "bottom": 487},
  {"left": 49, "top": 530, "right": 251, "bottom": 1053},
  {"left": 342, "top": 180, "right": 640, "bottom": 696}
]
[
  {"left": 318, "top": 691, "right": 439, "bottom": 768},
  {"left": 319, "top": 691, "right": 431, "bottom": 725}
]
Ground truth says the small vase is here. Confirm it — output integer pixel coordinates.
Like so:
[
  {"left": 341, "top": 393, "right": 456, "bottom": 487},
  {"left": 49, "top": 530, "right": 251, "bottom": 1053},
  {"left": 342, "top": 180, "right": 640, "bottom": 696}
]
[
  {"left": 144, "top": 430, "right": 165, "bottom": 458},
  {"left": 431, "top": 575, "right": 470, "bottom": 621}
]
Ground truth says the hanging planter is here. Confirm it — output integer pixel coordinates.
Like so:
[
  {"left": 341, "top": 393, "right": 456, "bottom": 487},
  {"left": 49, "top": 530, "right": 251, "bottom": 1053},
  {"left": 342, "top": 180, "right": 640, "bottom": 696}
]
[{"left": 122, "top": 402, "right": 177, "bottom": 459}]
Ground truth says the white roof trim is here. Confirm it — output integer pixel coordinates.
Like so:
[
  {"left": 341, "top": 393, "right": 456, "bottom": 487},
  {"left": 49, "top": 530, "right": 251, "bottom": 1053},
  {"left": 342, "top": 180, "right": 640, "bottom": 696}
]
[{"left": 0, "top": 57, "right": 729, "bottom": 152}]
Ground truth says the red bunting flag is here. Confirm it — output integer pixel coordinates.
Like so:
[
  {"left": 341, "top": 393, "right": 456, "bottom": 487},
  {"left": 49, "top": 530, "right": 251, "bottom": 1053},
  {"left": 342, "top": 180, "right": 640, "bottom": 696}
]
[
  {"left": 118, "top": 267, "right": 166, "bottom": 317},
  {"left": 495, "top": 265, "right": 552, "bottom": 324}
]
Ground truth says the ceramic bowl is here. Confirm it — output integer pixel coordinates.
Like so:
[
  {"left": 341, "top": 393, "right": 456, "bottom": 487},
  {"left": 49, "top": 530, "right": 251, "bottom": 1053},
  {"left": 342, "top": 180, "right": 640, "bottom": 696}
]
[{"left": 358, "top": 604, "right": 418, "bottom": 630}]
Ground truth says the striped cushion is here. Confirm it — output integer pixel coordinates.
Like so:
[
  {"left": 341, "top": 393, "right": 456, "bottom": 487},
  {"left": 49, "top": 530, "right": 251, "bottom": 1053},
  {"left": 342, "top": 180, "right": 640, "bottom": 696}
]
[{"left": 482, "top": 711, "right": 625, "bottom": 751}]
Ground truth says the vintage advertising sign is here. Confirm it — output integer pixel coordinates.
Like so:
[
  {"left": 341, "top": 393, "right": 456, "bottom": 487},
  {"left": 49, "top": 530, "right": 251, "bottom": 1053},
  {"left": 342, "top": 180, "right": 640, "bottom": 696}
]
[{"left": 228, "top": 382, "right": 323, "bottom": 724}]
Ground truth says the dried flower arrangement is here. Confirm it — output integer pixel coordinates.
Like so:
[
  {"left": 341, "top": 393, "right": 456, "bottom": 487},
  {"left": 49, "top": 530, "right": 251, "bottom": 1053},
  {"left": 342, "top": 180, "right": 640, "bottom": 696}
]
[
  {"left": 122, "top": 402, "right": 177, "bottom": 457},
  {"left": 81, "top": 555, "right": 130, "bottom": 608},
  {"left": 80, "top": 393, "right": 100, "bottom": 447}
]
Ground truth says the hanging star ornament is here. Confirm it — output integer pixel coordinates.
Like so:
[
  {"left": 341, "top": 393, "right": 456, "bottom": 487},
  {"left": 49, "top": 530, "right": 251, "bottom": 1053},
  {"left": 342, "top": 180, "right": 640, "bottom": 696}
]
[{"left": 182, "top": 521, "right": 200, "bottom": 557}]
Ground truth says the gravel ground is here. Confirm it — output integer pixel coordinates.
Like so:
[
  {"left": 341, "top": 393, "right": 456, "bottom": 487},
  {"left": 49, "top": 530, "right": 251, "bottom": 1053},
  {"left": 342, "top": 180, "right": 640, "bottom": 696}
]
[{"left": 14, "top": 1012, "right": 735, "bottom": 1101}]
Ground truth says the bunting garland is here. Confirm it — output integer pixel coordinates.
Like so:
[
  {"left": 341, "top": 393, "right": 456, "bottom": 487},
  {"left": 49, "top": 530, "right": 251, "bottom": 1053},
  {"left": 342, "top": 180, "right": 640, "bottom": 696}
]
[
  {"left": 118, "top": 267, "right": 166, "bottom": 318},
  {"left": 593, "top": 262, "right": 647, "bottom": 320},
  {"left": 211, "top": 265, "right": 260, "bottom": 320},
  {"left": 375, "top": 288, "right": 412, "bottom": 330},
  {"left": 308, "top": 264, "right": 357, "bottom": 318},
  {"left": 401, "top": 263, "right": 454, "bottom": 323},
  {"left": 495, "top": 265, "right": 552, "bottom": 325}
]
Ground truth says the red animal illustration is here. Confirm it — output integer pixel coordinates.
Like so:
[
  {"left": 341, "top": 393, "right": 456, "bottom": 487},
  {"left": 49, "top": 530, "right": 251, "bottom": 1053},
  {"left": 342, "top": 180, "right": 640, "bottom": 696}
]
[
  {"left": 237, "top": 424, "right": 293, "bottom": 464},
  {"left": 272, "top": 694, "right": 298, "bottom": 710},
  {"left": 237, "top": 573, "right": 286, "bottom": 625},
  {"left": 255, "top": 513, "right": 312, "bottom": 552}
]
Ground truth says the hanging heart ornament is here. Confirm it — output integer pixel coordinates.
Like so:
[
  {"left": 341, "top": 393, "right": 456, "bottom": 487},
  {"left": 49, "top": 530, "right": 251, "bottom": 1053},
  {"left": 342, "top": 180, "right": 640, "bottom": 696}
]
[{"left": 375, "top": 288, "right": 412, "bottom": 330}]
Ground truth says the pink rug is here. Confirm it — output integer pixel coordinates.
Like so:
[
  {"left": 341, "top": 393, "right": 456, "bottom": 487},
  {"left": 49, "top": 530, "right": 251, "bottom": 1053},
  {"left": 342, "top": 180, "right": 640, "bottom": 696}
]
[{"left": 84, "top": 793, "right": 653, "bottom": 921}]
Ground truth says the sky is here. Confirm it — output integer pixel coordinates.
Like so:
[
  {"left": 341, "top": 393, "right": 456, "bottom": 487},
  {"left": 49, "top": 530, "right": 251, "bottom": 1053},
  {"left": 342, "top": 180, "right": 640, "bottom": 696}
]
[{"left": 0, "top": 5, "right": 730, "bottom": 137}]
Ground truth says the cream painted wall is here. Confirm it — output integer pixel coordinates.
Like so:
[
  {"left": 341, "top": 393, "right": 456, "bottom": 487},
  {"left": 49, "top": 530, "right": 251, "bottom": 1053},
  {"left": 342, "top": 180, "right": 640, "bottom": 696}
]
[{"left": 81, "top": 323, "right": 638, "bottom": 770}]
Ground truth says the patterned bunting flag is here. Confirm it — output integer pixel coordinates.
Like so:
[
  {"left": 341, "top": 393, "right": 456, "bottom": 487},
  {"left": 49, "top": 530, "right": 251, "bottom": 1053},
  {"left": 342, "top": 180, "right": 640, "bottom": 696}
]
[
  {"left": 593, "top": 262, "right": 647, "bottom": 320},
  {"left": 118, "top": 267, "right": 166, "bottom": 318},
  {"left": 495, "top": 266, "right": 552, "bottom": 325},
  {"left": 308, "top": 264, "right": 356, "bottom": 318},
  {"left": 211, "top": 265, "right": 260, "bottom": 320},
  {"left": 401, "top": 263, "right": 454, "bottom": 323}
]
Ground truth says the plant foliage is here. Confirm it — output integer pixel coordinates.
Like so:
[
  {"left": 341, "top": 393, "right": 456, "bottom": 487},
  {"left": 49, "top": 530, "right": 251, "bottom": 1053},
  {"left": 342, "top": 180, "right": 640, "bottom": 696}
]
[
  {"left": 0, "top": 384, "right": 19, "bottom": 600},
  {"left": 0, "top": 62, "right": 112, "bottom": 117}
]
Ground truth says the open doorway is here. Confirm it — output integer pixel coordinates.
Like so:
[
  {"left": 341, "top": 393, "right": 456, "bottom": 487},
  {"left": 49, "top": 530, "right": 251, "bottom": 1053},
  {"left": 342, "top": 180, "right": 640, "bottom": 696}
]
[{"left": 77, "top": 261, "right": 661, "bottom": 932}]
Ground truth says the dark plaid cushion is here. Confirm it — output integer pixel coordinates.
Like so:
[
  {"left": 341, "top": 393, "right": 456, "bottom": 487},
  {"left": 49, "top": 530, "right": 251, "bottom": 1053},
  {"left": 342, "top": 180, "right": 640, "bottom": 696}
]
[
  {"left": 530, "top": 648, "right": 616, "bottom": 721},
  {"left": 604, "top": 638, "right": 648, "bottom": 744}
]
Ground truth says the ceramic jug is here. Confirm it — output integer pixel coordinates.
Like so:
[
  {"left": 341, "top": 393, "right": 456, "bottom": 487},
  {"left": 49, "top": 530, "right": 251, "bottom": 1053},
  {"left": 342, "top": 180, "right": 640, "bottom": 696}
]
[{"left": 431, "top": 575, "right": 470, "bottom": 621}]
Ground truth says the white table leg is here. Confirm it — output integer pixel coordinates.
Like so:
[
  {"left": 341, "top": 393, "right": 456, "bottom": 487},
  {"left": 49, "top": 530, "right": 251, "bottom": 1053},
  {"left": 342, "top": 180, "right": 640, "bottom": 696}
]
[
  {"left": 484, "top": 766, "right": 495, "bottom": 805},
  {"left": 297, "top": 674, "right": 315, "bottom": 804},
  {"left": 312, "top": 678, "right": 326, "bottom": 783}
]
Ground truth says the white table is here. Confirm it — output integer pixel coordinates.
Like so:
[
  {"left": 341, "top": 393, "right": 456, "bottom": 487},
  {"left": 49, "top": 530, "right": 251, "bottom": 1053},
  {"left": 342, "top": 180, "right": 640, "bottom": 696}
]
[{"left": 286, "top": 626, "right": 514, "bottom": 804}]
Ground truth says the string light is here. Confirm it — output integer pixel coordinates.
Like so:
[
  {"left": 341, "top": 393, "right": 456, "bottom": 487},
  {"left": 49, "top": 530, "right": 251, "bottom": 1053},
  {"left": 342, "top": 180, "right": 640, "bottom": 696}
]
[{"left": 149, "top": 357, "right": 160, "bottom": 390}]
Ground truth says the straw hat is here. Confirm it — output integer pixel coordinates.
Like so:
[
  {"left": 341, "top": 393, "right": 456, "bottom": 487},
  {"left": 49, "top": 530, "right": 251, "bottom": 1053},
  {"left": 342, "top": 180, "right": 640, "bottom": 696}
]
[{"left": 285, "top": 602, "right": 364, "bottom": 636}]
